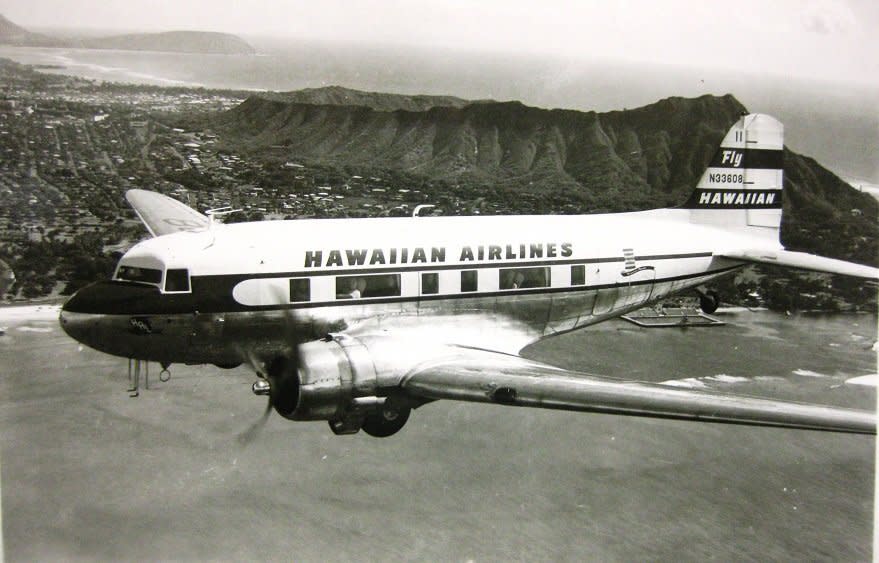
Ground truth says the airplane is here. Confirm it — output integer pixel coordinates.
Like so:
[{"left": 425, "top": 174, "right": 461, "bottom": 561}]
[{"left": 59, "top": 113, "right": 878, "bottom": 437}]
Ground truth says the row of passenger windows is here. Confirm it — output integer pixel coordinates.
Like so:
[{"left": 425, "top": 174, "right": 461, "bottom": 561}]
[
  {"left": 114, "top": 264, "right": 589, "bottom": 300},
  {"left": 289, "top": 265, "right": 589, "bottom": 303}
]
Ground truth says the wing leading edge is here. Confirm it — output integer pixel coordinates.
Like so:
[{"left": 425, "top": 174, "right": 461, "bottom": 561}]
[{"left": 400, "top": 349, "right": 875, "bottom": 434}]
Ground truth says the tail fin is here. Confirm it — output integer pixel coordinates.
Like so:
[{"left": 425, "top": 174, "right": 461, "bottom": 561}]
[
  {"left": 686, "top": 115, "right": 879, "bottom": 279},
  {"left": 683, "top": 114, "right": 783, "bottom": 241}
]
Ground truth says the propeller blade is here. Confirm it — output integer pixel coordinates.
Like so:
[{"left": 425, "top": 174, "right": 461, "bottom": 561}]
[
  {"left": 237, "top": 398, "right": 272, "bottom": 445},
  {"left": 236, "top": 285, "right": 304, "bottom": 443}
]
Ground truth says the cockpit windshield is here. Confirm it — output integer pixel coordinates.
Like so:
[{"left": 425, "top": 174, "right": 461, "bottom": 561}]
[{"left": 115, "top": 265, "right": 162, "bottom": 285}]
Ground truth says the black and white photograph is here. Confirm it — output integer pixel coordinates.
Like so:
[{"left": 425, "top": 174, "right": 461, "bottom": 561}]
[{"left": 0, "top": 1, "right": 876, "bottom": 560}]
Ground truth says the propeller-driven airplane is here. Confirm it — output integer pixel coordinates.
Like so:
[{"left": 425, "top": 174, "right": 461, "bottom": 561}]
[{"left": 60, "top": 114, "right": 878, "bottom": 437}]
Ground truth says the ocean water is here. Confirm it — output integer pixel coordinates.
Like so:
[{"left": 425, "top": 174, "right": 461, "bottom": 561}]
[
  {"left": 0, "top": 308, "right": 874, "bottom": 560},
  {"left": 0, "top": 41, "right": 877, "bottom": 185}
]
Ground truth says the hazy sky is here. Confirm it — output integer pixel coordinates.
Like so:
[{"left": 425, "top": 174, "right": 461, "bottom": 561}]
[{"left": 1, "top": 0, "right": 878, "bottom": 86}]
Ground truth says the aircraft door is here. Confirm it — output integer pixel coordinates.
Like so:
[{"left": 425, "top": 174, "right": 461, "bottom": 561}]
[
  {"left": 614, "top": 248, "right": 656, "bottom": 310},
  {"left": 619, "top": 267, "right": 655, "bottom": 309}
]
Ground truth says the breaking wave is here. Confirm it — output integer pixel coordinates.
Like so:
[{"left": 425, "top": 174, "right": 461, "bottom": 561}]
[
  {"left": 845, "top": 374, "right": 878, "bottom": 387},
  {"left": 660, "top": 374, "right": 750, "bottom": 388},
  {"left": 792, "top": 369, "right": 827, "bottom": 378}
]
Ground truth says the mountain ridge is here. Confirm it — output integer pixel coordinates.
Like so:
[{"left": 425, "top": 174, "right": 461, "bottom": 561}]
[
  {"left": 0, "top": 14, "right": 254, "bottom": 54},
  {"left": 0, "top": 14, "right": 64, "bottom": 47},
  {"left": 259, "top": 85, "right": 472, "bottom": 113},
  {"left": 214, "top": 92, "right": 746, "bottom": 198},
  {"left": 209, "top": 90, "right": 876, "bottom": 264},
  {"left": 79, "top": 30, "right": 255, "bottom": 55}
]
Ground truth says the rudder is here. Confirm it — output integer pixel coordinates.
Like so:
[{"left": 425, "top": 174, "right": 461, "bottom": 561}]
[{"left": 682, "top": 114, "right": 784, "bottom": 241}]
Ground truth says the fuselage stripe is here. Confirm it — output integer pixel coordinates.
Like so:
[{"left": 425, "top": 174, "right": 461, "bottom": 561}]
[
  {"left": 212, "top": 264, "right": 741, "bottom": 312},
  {"left": 70, "top": 254, "right": 735, "bottom": 316},
  {"left": 198, "top": 251, "right": 714, "bottom": 281}
]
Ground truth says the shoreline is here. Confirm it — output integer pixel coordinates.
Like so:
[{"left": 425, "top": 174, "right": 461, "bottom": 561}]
[
  {"left": 0, "top": 303, "right": 62, "bottom": 325},
  {"left": 0, "top": 45, "right": 248, "bottom": 91},
  {"left": 0, "top": 45, "right": 203, "bottom": 89}
]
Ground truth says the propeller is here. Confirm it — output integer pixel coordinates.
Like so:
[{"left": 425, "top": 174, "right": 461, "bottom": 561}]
[
  {"left": 236, "top": 284, "right": 304, "bottom": 445},
  {"left": 235, "top": 349, "right": 272, "bottom": 446},
  {"left": 236, "top": 397, "right": 272, "bottom": 445}
]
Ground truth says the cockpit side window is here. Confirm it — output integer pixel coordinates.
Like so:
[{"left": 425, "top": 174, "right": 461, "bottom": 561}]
[
  {"left": 116, "top": 265, "right": 162, "bottom": 285},
  {"left": 164, "top": 268, "right": 191, "bottom": 293}
]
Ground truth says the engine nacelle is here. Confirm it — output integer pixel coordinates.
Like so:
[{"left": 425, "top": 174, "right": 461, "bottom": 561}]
[
  {"left": 264, "top": 334, "right": 429, "bottom": 437},
  {"left": 270, "top": 335, "right": 378, "bottom": 422}
]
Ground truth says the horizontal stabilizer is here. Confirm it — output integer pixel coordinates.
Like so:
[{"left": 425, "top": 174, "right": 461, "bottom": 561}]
[
  {"left": 720, "top": 249, "right": 879, "bottom": 279},
  {"left": 126, "top": 189, "right": 209, "bottom": 237}
]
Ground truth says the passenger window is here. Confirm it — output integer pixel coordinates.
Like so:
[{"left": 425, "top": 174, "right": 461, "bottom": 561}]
[
  {"left": 164, "top": 268, "right": 190, "bottom": 292},
  {"left": 421, "top": 272, "right": 439, "bottom": 295},
  {"left": 499, "top": 267, "right": 549, "bottom": 290},
  {"left": 571, "top": 265, "right": 585, "bottom": 286},
  {"left": 289, "top": 278, "right": 311, "bottom": 302},
  {"left": 461, "top": 270, "right": 477, "bottom": 292},
  {"left": 335, "top": 274, "right": 401, "bottom": 299}
]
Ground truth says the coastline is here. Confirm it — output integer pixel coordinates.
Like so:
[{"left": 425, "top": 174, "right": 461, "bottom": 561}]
[
  {"left": 0, "top": 303, "right": 62, "bottom": 325},
  {"left": 0, "top": 45, "right": 208, "bottom": 88}
]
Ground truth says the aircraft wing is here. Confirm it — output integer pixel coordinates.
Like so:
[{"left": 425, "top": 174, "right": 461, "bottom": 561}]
[
  {"left": 399, "top": 347, "right": 875, "bottom": 434},
  {"left": 126, "top": 189, "right": 210, "bottom": 237},
  {"left": 719, "top": 249, "right": 879, "bottom": 279}
]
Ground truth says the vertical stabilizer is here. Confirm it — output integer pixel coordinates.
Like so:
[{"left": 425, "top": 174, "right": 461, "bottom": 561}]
[{"left": 682, "top": 114, "right": 783, "bottom": 240}]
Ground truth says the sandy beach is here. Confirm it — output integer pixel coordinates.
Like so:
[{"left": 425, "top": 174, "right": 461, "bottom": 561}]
[{"left": 0, "top": 304, "right": 62, "bottom": 327}]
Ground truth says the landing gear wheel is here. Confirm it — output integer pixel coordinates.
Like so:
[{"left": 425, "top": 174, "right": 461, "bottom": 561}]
[
  {"left": 362, "top": 407, "right": 411, "bottom": 438},
  {"left": 699, "top": 290, "right": 720, "bottom": 314}
]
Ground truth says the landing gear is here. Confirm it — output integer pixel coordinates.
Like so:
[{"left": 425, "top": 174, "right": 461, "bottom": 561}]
[
  {"left": 698, "top": 289, "right": 720, "bottom": 314},
  {"left": 127, "top": 358, "right": 144, "bottom": 397},
  {"left": 361, "top": 406, "right": 411, "bottom": 438},
  {"left": 159, "top": 361, "right": 171, "bottom": 382},
  {"left": 127, "top": 360, "right": 171, "bottom": 396}
]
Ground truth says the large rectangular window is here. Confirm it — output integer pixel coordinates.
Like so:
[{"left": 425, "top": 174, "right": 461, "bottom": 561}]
[
  {"left": 336, "top": 274, "right": 401, "bottom": 299},
  {"left": 571, "top": 265, "right": 585, "bottom": 286},
  {"left": 460, "top": 270, "right": 477, "bottom": 292},
  {"left": 289, "top": 278, "right": 311, "bottom": 302},
  {"left": 421, "top": 272, "right": 439, "bottom": 295},
  {"left": 499, "top": 267, "right": 550, "bottom": 290}
]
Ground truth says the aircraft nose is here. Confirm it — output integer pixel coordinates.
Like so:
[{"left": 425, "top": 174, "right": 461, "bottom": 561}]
[
  {"left": 59, "top": 307, "right": 95, "bottom": 346},
  {"left": 59, "top": 284, "right": 109, "bottom": 349},
  {"left": 59, "top": 281, "right": 164, "bottom": 358},
  {"left": 61, "top": 279, "right": 160, "bottom": 315}
]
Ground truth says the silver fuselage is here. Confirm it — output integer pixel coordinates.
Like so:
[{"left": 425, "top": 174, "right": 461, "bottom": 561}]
[{"left": 60, "top": 210, "right": 757, "bottom": 366}]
